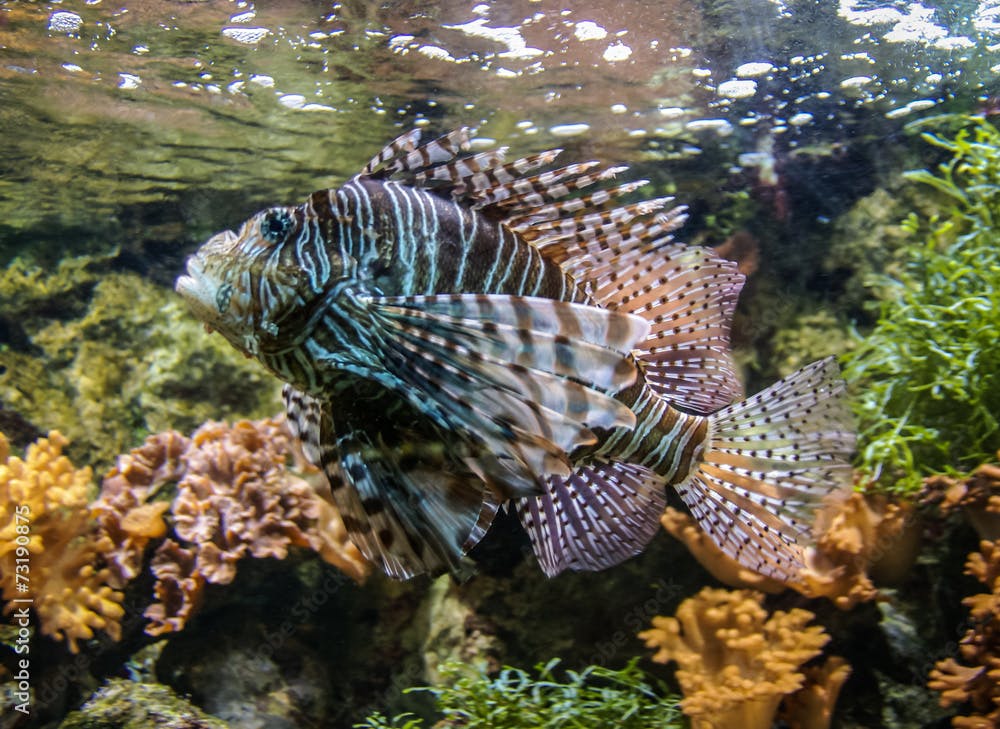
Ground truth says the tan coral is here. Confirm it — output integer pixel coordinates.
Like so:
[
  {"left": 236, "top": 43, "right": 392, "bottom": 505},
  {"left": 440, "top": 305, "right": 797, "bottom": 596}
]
[
  {"left": 0, "top": 431, "right": 125, "bottom": 652},
  {"left": 779, "top": 655, "right": 852, "bottom": 729},
  {"left": 639, "top": 587, "right": 830, "bottom": 729},
  {"left": 92, "top": 430, "right": 188, "bottom": 587},
  {"left": 661, "top": 491, "right": 911, "bottom": 609},
  {"left": 928, "top": 539, "right": 1000, "bottom": 727},
  {"left": 303, "top": 480, "right": 370, "bottom": 584},
  {"left": 795, "top": 491, "right": 910, "bottom": 609}
]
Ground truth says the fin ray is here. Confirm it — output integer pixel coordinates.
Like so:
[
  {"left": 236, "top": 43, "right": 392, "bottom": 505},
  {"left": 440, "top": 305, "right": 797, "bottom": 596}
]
[
  {"left": 676, "top": 357, "right": 855, "bottom": 581},
  {"left": 517, "top": 461, "right": 667, "bottom": 577},
  {"left": 283, "top": 383, "right": 500, "bottom": 579}
]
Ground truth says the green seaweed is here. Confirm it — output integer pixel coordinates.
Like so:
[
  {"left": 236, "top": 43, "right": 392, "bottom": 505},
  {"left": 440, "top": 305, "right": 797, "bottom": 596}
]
[
  {"left": 355, "top": 658, "right": 683, "bottom": 729},
  {"left": 842, "top": 115, "right": 1000, "bottom": 494}
]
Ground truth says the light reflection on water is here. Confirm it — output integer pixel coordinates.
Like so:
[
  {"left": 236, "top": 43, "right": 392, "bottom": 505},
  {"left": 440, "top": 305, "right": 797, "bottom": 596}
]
[{"left": 0, "top": 0, "right": 997, "bottom": 254}]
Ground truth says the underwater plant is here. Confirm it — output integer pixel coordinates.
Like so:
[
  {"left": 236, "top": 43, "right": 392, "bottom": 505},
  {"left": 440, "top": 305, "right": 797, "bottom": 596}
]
[
  {"left": 842, "top": 115, "right": 1000, "bottom": 494},
  {"left": 355, "top": 658, "right": 683, "bottom": 729}
]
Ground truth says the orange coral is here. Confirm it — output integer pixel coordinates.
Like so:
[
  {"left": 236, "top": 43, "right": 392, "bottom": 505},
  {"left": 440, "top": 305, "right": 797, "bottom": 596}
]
[
  {"left": 922, "top": 452, "right": 1000, "bottom": 540},
  {"left": 929, "top": 539, "right": 1000, "bottom": 728},
  {"left": 143, "top": 418, "right": 369, "bottom": 635},
  {"left": 779, "top": 656, "right": 852, "bottom": 729},
  {"left": 638, "top": 587, "right": 830, "bottom": 729},
  {"left": 0, "top": 431, "right": 125, "bottom": 652},
  {"left": 1, "top": 420, "right": 370, "bottom": 647},
  {"left": 796, "top": 491, "right": 910, "bottom": 609}
]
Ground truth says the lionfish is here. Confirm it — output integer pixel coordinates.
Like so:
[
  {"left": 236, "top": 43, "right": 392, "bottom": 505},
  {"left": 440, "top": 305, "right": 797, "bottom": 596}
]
[{"left": 176, "top": 127, "right": 855, "bottom": 581}]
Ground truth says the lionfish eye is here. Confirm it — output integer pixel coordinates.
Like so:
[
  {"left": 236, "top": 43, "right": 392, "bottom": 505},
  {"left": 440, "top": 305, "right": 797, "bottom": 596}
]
[{"left": 261, "top": 208, "right": 293, "bottom": 243}]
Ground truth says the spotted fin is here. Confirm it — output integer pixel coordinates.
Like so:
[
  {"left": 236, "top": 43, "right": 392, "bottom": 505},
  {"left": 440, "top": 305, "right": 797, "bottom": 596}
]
[
  {"left": 361, "top": 128, "right": 423, "bottom": 176},
  {"left": 283, "top": 384, "right": 499, "bottom": 579},
  {"left": 573, "top": 241, "right": 746, "bottom": 413},
  {"left": 362, "top": 127, "right": 476, "bottom": 177},
  {"left": 360, "top": 294, "right": 648, "bottom": 496},
  {"left": 677, "top": 357, "right": 856, "bottom": 581},
  {"left": 516, "top": 461, "right": 667, "bottom": 577}
]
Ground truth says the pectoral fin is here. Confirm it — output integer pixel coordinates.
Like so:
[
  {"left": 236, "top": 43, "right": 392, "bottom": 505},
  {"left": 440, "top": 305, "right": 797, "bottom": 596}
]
[{"left": 362, "top": 293, "right": 648, "bottom": 495}]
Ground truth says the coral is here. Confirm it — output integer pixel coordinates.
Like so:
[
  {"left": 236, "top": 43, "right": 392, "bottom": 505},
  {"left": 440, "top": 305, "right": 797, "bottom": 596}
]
[
  {"left": 91, "top": 431, "right": 186, "bottom": 587},
  {"left": 659, "top": 507, "right": 786, "bottom": 593},
  {"left": 144, "top": 541, "right": 203, "bottom": 637},
  {"left": 842, "top": 116, "right": 1000, "bottom": 495},
  {"left": 661, "top": 492, "right": 911, "bottom": 609},
  {"left": 638, "top": 587, "right": 830, "bottom": 729},
  {"left": 922, "top": 451, "right": 1000, "bottom": 540},
  {"left": 420, "top": 575, "right": 504, "bottom": 685},
  {"left": 928, "top": 539, "right": 1000, "bottom": 728},
  {"left": 796, "top": 491, "right": 910, "bottom": 609},
  {"left": 0, "top": 431, "right": 125, "bottom": 652},
  {"left": 779, "top": 656, "right": 852, "bottom": 729},
  {"left": 57, "top": 678, "right": 231, "bottom": 729},
  {"left": 771, "top": 309, "right": 852, "bottom": 377},
  {"left": 143, "top": 418, "right": 370, "bottom": 635},
  {"left": 0, "top": 419, "right": 370, "bottom": 648}
]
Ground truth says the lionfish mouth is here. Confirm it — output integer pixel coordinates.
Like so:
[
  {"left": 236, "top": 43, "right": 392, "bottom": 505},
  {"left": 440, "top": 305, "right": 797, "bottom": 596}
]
[
  {"left": 174, "top": 255, "right": 217, "bottom": 328},
  {"left": 174, "top": 256, "right": 204, "bottom": 303}
]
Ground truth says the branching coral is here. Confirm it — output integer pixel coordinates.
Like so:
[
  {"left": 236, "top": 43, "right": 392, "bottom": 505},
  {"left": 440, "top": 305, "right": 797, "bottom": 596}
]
[
  {"left": 638, "top": 587, "right": 832, "bottom": 729},
  {"left": 779, "top": 656, "right": 852, "bottom": 729},
  {"left": 928, "top": 539, "right": 1000, "bottom": 727},
  {"left": 1, "top": 419, "right": 371, "bottom": 649},
  {"left": 143, "top": 418, "right": 370, "bottom": 635},
  {"left": 0, "top": 431, "right": 125, "bottom": 652},
  {"left": 796, "top": 491, "right": 910, "bottom": 609},
  {"left": 659, "top": 507, "right": 786, "bottom": 593}
]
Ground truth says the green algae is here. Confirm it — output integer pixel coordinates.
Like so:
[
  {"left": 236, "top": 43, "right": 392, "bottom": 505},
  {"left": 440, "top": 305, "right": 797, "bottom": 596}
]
[
  {"left": 0, "top": 257, "right": 278, "bottom": 468},
  {"left": 356, "top": 658, "right": 683, "bottom": 729},
  {"left": 842, "top": 115, "right": 1000, "bottom": 494},
  {"left": 58, "top": 679, "right": 230, "bottom": 729}
]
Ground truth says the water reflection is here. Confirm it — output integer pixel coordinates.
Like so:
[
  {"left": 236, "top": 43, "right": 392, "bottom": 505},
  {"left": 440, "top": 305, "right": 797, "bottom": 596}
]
[{"left": 0, "top": 0, "right": 998, "bottom": 257}]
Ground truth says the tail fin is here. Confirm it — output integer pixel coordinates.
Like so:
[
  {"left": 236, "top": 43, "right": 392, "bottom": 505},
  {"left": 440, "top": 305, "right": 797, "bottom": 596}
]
[{"left": 675, "top": 357, "right": 856, "bottom": 581}]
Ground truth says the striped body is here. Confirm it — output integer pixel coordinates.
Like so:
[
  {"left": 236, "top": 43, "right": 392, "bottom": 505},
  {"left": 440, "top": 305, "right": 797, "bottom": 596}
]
[
  {"left": 245, "top": 176, "right": 707, "bottom": 494},
  {"left": 177, "top": 128, "right": 854, "bottom": 581}
]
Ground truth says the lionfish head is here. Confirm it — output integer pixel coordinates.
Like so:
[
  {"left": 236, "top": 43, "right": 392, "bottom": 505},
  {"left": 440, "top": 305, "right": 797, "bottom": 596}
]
[{"left": 176, "top": 205, "right": 319, "bottom": 357}]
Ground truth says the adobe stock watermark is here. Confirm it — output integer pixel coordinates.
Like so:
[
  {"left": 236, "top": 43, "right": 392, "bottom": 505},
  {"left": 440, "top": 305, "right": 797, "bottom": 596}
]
[
  {"left": 8, "top": 504, "right": 33, "bottom": 717},
  {"left": 586, "top": 577, "right": 683, "bottom": 666}
]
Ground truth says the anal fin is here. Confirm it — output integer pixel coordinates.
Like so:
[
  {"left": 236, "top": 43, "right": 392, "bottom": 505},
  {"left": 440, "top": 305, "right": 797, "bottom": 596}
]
[{"left": 516, "top": 461, "right": 667, "bottom": 577}]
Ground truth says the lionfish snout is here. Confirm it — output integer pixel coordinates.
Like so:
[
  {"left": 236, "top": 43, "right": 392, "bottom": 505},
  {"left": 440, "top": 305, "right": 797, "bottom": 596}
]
[{"left": 175, "top": 228, "right": 248, "bottom": 339}]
